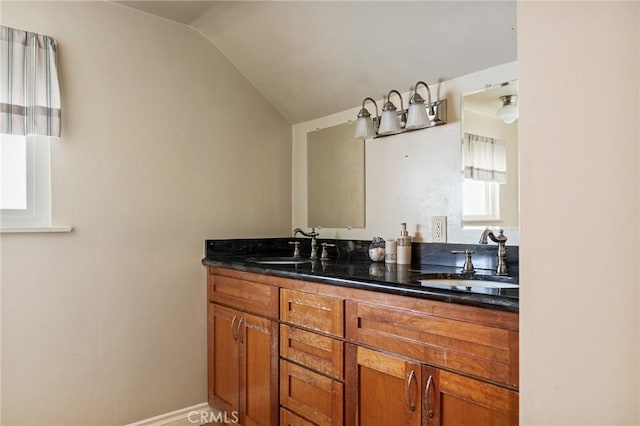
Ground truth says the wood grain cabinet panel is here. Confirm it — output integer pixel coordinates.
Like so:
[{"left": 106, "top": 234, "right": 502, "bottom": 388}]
[
  {"left": 207, "top": 271, "right": 279, "bottom": 426},
  {"left": 209, "top": 273, "right": 279, "bottom": 319},
  {"left": 281, "top": 289, "right": 344, "bottom": 337},
  {"left": 280, "top": 360, "right": 343, "bottom": 426},
  {"left": 345, "top": 344, "right": 422, "bottom": 426},
  {"left": 280, "top": 408, "right": 317, "bottom": 426},
  {"left": 422, "top": 365, "right": 518, "bottom": 426},
  {"left": 346, "top": 300, "right": 518, "bottom": 388},
  {"left": 240, "top": 312, "right": 279, "bottom": 426},
  {"left": 208, "top": 304, "right": 278, "bottom": 426},
  {"left": 207, "top": 266, "right": 519, "bottom": 425},
  {"left": 280, "top": 324, "right": 343, "bottom": 380},
  {"left": 208, "top": 304, "right": 240, "bottom": 414}
]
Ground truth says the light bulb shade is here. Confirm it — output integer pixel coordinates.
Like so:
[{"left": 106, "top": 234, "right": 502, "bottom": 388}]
[
  {"left": 497, "top": 104, "right": 518, "bottom": 124},
  {"left": 354, "top": 115, "right": 376, "bottom": 138},
  {"left": 406, "top": 102, "right": 430, "bottom": 130},
  {"left": 378, "top": 110, "right": 402, "bottom": 135},
  {"left": 497, "top": 95, "right": 518, "bottom": 124}
]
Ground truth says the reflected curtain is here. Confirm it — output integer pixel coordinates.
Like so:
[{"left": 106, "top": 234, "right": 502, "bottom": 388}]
[
  {"left": 462, "top": 132, "right": 507, "bottom": 184},
  {"left": 1, "top": 26, "right": 61, "bottom": 137}
]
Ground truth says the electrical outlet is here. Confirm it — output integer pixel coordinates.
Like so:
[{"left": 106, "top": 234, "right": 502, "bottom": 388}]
[{"left": 431, "top": 216, "right": 447, "bottom": 242}]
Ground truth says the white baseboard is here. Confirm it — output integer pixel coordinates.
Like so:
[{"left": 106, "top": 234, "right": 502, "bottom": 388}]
[{"left": 125, "top": 402, "right": 214, "bottom": 426}]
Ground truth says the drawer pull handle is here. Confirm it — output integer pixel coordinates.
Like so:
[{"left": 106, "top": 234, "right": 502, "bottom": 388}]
[
  {"left": 406, "top": 370, "right": 416, "bottom": 412},
  {"left": 425, "top": 375, "right": 434, "bottom": 419},
  {"left": 231, "top": 315, "right": 238, "bottom": 341},
  {"left": 237, "top": 317, "right": 245, "bottom": 343}
]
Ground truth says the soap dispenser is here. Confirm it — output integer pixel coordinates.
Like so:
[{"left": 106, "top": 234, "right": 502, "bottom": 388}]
[{"left": 397, "top": 223, "right": 412, "bottom": 265}]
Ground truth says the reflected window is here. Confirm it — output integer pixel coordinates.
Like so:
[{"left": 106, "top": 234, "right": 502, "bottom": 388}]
[{"left": 462, "top": 179, "right": 500, "bottom": 222}]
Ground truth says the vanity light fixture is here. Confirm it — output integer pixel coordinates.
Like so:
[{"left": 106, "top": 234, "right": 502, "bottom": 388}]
[
  {"left": 354, "top": 97, "right": 379, "bottom": 139},
  {"left": 406, "top": 81, "right": 436, "bottom": 130},
  {"left": 497, "top": 95, "right": 518, "bottom": 124},
  {"left": 378, "top": 90, "right": 405, "bottom": 136},
  {"left": 354, "top": 80, "right": 447, "bottom": 139}
]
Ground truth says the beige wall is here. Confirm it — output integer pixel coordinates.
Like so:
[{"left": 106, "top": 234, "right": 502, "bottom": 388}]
[
  {"left": 0, "top": 2, "right": 291, "bottom": 425},
  {"left": 292, "top": 62, "right": 520, "bottom": 245},
  {"left": 519, "top": 2, "right": 639, "bottom": 424}
]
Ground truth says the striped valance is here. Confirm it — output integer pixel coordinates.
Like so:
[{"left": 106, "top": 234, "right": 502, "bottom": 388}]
[
  {"left": 462, "top": 132, "right": 507, "bottom": 184},
  {"left": 1, "top": 26, "right": 61, "bottom": 137}
]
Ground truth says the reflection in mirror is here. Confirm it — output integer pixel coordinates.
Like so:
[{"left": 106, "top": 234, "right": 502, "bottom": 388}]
[
  {"left": 461, "top": 81, "right": 519, "bottom": 228},
  {"left": 307, "top": 121, "right": 365, "bottom": 228}
]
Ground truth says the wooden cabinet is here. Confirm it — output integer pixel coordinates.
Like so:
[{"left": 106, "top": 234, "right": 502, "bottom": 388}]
[
  {"left": 209, "top": 272, "right": 279, "bottom": 318},
  {"left": 280, "top": 289, "right": 344, "bottom": 425},
  {"left": 422, "top": 365, "right": 518, "bottom": 426},
  {"left": 208, "top": 271, "right": 279, "bottom": 425},
  {"left": 345, "top": 344, "right": 422, "bottom": 426},
  {"left": 280, "top": 360, "right": 344, "bottom": 425},
  {"left": 280, "top": 288, "right": 344, "bottom": 337},
  {"left": 206, "top": 267, "right": 519, "bottom": 425},
  {"left": 280, "top": 324, "right": 343, "bottom": 380},
  {"left": 345, "top": 300, "right": 519, "bottom": 388},
  {"left": 280, "top": 408, "right": 316, "bottom": 426},
  {"left": 208, "top": 303, "right": 240, "bottom": 414},
  {"left": 345, "top": 298, "right": 519, "bottom": 426},
  {"left": 345, "top": 345, "right": 518, "bottom": 426}
]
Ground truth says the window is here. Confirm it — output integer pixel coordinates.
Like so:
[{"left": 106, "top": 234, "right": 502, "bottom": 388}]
[
  {"left": 461, "top": 178, "right": 501, "bottom": 222},
  {"left": 0, "top": 134, "right": 51, "bottom": 228},
  {"left": 1, "top": 25, "right": 61, "bottom": 230}
]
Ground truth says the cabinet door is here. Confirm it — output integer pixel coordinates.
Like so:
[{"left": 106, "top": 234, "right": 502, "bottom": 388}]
[
  {"left": 422, "top": 365, "right": 518, "bottom": 426},
  {"left": 240, "top": 312, "right": 279, "bottom": 426},
  {"left": 345, "top": 344, "right": 421, "bottom": 426},
  {"left": 209, "top": 303, "right": 240, "bottom": 414}
]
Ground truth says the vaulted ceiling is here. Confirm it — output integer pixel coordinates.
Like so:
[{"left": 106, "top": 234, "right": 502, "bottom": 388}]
[{"left": 116, "top": 1, "right": 517, "bottom": 124}]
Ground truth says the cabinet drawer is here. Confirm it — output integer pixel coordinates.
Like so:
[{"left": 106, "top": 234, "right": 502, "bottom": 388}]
[
  {"left": 209, "top": 273, "right": 279, "bottom": 319},
  {"left": 280, "top": 408, "right": 316, "bottom": 426},
  {"left": 281, "top": 324, "right": 343, "bottom": 380},
  {"left": 280, "top": 360, "right": 343, "bottom": 426},
  {"left": 281, "top": 289, "right": 344, "bottom": 337},
  {"left": 346, "top": 301, "right": 519, "bottom": 388}
]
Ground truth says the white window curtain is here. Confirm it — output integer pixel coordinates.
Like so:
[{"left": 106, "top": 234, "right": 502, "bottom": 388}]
[
  {"left": 1, "top": 26, "right": 61, "bottom": 137},
  {"left": 462, "top": 132, "right": 507, "bottom": 184}
]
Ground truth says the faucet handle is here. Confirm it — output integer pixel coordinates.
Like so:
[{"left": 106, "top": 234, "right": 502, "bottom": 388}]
[
  {"left": 320, "top": 243, "right": 336, "bottom": 260},
  {"left": 451, "top": 250, "right": 475, "bottom": 274},
  {"left": 288, "top": 241, "right": 301, "bottom": 258}
]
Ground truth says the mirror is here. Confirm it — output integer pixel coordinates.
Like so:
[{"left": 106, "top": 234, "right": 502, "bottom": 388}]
[
  {"left": 307, "top": 121, "right": 365, "bottom": 228},
  {"left": 460, "top": 81, "right": 519, "bottom": 228}
]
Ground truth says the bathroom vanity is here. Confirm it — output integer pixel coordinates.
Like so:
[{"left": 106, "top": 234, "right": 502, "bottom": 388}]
[{"left": 202, "top": 238, "right": 519, "bottom": 425}]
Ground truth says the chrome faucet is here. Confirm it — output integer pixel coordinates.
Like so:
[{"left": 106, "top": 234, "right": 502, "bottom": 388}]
[
  {"left": 479, "top": 229, "right": 509, "bottom": 276},
  {"left": 451, "top": 249, "right": 475, "bottom": 274},
  {"left": 292, "top": 227, "right": 319, "bottom": 259}
]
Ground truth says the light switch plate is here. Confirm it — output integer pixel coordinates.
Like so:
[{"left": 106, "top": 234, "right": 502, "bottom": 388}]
[{"left": 431, "top": 216, "right": 447, "bottom": 242}]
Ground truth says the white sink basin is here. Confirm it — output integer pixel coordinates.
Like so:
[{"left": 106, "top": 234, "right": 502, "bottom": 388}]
[{"left": 419, "top": 279, "right": 519, "bottom": 289}]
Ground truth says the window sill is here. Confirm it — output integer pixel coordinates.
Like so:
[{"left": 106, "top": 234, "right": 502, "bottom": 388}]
[{"left": 1, "top": 226, "right": 73, "bottom": 234}]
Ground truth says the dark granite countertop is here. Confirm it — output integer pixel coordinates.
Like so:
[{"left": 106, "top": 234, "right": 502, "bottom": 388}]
[{"left": 202, "top": 238, "right": 519, "bottom": 313}]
